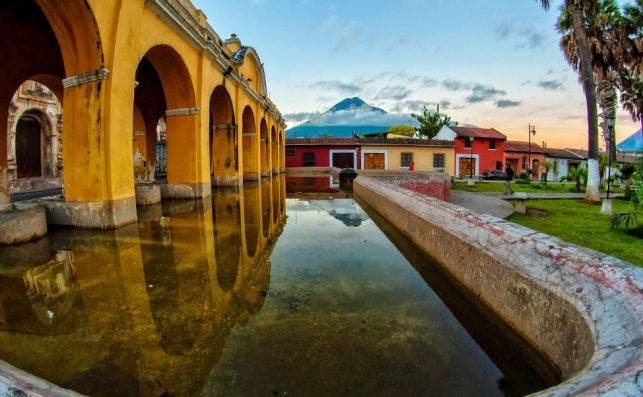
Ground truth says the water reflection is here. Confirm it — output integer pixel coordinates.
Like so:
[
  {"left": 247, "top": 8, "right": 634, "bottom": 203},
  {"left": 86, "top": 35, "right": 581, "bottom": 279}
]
[
  {"left": 0, "top": 176, "right": 286, "bottom": 397},
  {"left": 261, "top": 178, "right": 271, "bottom": 238},
  {"left": 243, "top": 181, "right": 260, "bottom": 258},
  {"left": 212, "top": 188, "right": 242, "bottom": 292}
]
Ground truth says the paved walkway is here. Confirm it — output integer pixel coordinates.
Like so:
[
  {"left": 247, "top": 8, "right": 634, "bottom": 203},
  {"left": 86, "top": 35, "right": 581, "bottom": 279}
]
[
  {"left": 450, "top": 191, "right": 624, "bottom": 219},
  {"left": 450, "top": 191, "right": 515, "bottom": 219}
]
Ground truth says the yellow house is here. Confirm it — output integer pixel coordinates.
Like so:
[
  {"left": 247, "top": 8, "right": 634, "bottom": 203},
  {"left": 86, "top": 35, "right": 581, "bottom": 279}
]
[{"left": 360, "top": 138, "right": 456, "bottom": 175}]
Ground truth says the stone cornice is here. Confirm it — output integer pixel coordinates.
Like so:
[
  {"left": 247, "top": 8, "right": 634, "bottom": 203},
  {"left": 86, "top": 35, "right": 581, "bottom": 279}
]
[{"left": 144, "top": 0, "right": 285, "bottom": 127}]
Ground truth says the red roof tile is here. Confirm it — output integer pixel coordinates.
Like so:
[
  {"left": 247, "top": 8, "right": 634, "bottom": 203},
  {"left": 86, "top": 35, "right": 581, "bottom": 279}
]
[
  {"left": 359, "top": 138, "right": 455, "bottom": 147},
  {"left": 450, "top": 126, "right": 507, "bottom": 140},
  {"left": 505, "top": 140, "right": 546, "bottom": 153},
  {"left": 286, "top": 137, "right": 358, "bottom": 145}
]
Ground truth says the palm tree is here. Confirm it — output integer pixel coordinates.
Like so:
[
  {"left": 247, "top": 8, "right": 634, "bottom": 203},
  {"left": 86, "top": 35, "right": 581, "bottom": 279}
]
[
  {"left": 536, "top": 0, "right": 601, "bottom": 202},
  {"left": 618, "top": 1, "right": 643, "bottom": 132},
  {"left": 557, "top": 0, "right": 621, "bottom": 161}
]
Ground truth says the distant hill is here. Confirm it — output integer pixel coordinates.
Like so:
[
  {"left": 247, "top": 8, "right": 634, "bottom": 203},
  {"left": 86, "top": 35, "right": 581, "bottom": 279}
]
[{"left": 286, "top": 97, "right": 416, "bottom": 138}]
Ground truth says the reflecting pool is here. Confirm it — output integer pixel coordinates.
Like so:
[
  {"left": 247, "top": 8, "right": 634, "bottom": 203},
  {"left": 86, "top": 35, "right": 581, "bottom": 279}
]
[{"left": 0, "top": 175, "right": 549, "bottom": 396}]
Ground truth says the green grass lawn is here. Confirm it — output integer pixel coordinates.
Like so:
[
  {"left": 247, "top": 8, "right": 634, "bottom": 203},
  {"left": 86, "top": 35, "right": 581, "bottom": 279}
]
[
  {"left": 453, "top": 181, "right": 624, "bottom": 194},
  {"left": 508, "top": 199, "right": 642, "bottom": 266}
]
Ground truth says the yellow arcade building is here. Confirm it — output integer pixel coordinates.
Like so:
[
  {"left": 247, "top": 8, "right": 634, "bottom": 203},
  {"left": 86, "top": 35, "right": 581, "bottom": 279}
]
[{"left": 0, "top": 0, "right": 286, "bottom": 229}]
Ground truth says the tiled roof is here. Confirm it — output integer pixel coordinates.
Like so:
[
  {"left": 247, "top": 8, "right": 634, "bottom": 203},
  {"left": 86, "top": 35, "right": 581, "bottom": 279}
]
[
  {"left": 505, "top": 140, "right": 546, "bottom": 153},
  {"left": 286, "top": 137, "right": 358, "bottom": 145},
  {"left": 359, "top": 138, "right": 455, "bottom": 147},
  {"left": 450, "top": 126, "right": 507, "bottom": 140},
  {"left": 565, "top": 148, "right": 589, "bottom": 159},
  {"left": 544, "top": 148, "right": 584, "bottom": 159}
]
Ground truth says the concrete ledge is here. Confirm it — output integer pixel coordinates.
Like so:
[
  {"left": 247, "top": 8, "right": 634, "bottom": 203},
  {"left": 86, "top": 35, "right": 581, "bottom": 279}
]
[
  {"left": 0, "top": 203, "right": 47, "bottom": 245},
  {"left": 160, "top": 182, "right": 211, "bottom": 200},
  {"left": 40, "top": 196, "right": 137, "bottom": 230},
  {"left": 0, "top": 359, "right": 83, "bottom": 397},
  {"left": 354, "top": 175, "right": 642, "bottom": 396},
  {"left": 285, "top": 167, "right": 331, "bottom": 175},
  {"left": 242, "top": 172, "right": 261, "bottom": 181},
  {"left": 135, "top": 183, "right": 161, "bottom": 206}
]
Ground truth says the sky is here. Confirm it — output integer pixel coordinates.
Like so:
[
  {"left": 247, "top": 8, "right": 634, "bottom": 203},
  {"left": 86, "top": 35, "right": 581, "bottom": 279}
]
[{"left": 192, "top": 0, "right": 640, "bottom": 149}]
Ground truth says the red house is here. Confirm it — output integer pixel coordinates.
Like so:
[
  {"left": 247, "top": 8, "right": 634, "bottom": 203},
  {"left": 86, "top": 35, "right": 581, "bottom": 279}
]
[
  {"left": 285, "top": 138, "right": 361, "bottom": 169},
  {"left": 436, "top": 126, "right": 507, "bottom": 177},
  {"left": 504, "top": 141, "right": 547, "bottom": 179}
]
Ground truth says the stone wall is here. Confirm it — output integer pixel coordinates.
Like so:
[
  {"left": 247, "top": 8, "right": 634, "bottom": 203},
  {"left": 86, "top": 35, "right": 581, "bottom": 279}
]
[{"left": 354, "top": 175, "right": 642, "bottom": 396}]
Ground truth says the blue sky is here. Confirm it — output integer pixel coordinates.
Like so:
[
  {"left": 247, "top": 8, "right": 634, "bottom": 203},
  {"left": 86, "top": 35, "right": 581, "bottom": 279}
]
[{"left": 192, "top": 0, "right": 639, "bottom": 148}]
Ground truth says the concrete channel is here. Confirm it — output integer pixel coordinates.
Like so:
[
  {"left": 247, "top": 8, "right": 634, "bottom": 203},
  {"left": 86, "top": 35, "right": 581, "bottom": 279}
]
[{"left": 354, "top": 173, "right": 642, "bottom": 396}]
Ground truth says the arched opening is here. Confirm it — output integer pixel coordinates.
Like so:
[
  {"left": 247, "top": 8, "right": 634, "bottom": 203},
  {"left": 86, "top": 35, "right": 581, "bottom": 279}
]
[
  {"left": 133, "top": 56, "right": 166, "bottom": 183},
  {"left": 261, "top": 178, "right": 270, "bottom": 238},
  {"left": 271, "top": 126, "right": 278, "bottom": 175},
  {"left": 212, "top": 189, "right": 241, "bottom": 291},
  {"left": 209, "top": 85, "right": 237, "bottom": 186},
  {"left": 243, "top": 182, "right": 260, "bottom": 257},
  {"left": 133, "top": 45, "right": 197, "bottom": 190},
  {"left": 242, "top": 106, "right": 258, "bottom": 180},
  {"left": 2, "top": 0, "right": 106, "bottom": 202},
  {"left": 260, "top": 118, "right": 269, "bottom": 176}
]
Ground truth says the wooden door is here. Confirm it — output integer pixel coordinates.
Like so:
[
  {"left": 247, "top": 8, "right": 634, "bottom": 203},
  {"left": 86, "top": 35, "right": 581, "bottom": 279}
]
[
  {"left": 364, "top": 153, "right": 385, "bottom": 169},
  {"left": 459, "top": 158, "right": 475, "bottom": 177}
]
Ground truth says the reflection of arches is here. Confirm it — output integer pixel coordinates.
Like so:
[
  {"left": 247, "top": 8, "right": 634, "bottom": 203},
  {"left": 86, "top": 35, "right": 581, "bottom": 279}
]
[
  {"left": 209, "top": 85, "right": 237, "bottom": 185},
  {"left": 242, "top": 106, "right": 258, "bottom": 179},
  {"left": 243, "top": 182, "right": 260, "bottom": 257},
  {"left": 136, "top": 45, "right": 197, "bottom": 190},
  {"left": 272, "top": 175, "right": 280, "bottom": 224},
  {"left": 212, "top": 190, "right": 241, "bottom": 291},
  {"left": 271, "top": 126, "right": 278, "bottom": 174},
  {"left": 261, "top": 178, "right": 271, "bottom": 238},
  {"left": 260, "top": 118, "right": 269, "bottom": 176},
  {"left": 140, "top": 214, "right": 209, "bottom": 356}
]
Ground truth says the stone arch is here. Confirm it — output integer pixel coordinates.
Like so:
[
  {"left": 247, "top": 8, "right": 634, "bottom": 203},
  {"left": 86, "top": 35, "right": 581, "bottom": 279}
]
[
  {"left": 134, "top": 45, "right": 197, "bottom": 188},
  {"left": 209, "top": 85, "right": 237, "bottom": 186},
  {"left": 259, "top": 118, "right": 269, "bottom": 176},
  {"left": 242, "top": 106, "right": 258, "bottom": 179},
  {"left": 270, "top": 126, "right": 278, "bottom": 174},
  {"left": 235, "top": 48, "right": 267, "bottom": 95}
]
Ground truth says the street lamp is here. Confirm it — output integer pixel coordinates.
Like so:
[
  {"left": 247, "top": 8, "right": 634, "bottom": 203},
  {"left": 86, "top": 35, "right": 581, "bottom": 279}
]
[
  {"left": 528, "top": 124, "right": 536, "bottom": 177},
  {"left": 601, "top": 114, "right": 616, "bottom": 215}
]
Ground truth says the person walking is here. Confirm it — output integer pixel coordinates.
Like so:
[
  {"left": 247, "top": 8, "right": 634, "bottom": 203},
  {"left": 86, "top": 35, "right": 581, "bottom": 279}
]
[{"left": 504, "top": 163, "right": 514, "bottom": 195}]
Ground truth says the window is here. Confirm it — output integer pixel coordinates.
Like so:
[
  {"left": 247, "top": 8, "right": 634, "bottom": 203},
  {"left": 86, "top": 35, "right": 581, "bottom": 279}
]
[
  {"left": 489, "top": 140, "right": 496, "bottom": 150},
  {"left": 303, "top": 152, "right": 315, "bottom": 167},
  {"left": 433, "top": 153, "right": 444, "bottom": 169},
  {"left": 286, "top": 147, "right": 295, "bottom": 156},
  {"left": 464, "top": 138, "right": 472, "bottom": 148},
  {"left": 495, "top": 161, "right": 502, "bottom": 170},
  {"left": 401, "top": 152, "right": 413, "bottom": 167}
]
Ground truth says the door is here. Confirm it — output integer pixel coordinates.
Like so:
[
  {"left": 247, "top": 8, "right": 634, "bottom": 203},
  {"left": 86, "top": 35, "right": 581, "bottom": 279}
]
[
  {"left": 16, "top": 118, "right": 42, "bottom": 178},
  {"left": 332, "top": 152, "right": 354, "bottom": 169},
  {"left": 459, "top": 157, "right": 475, "bottom": 177},
  {"left": 364, "top": 153, "right": 385, "bottom": 170}
]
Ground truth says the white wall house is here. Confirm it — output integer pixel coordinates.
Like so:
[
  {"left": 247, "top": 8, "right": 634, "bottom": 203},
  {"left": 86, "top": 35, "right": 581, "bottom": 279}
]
[{"left": 544, "top": 148, "right": 585, "bottom": 182}]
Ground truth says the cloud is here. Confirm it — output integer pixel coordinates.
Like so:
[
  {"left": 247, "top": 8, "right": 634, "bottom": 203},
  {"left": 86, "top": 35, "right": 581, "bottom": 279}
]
[
  {"left": 309, "top": 108, "right": 416, "bottom": 127},
  {"left": 496, "top": 22, "right": 546, "bottom": 49},
  {"left": 536, "top": 79, "right": 564, "bottom": 91},
  {"left": 373, "top": 85, "right": 413, "bottom": 101},
  {"left": 389, "top": 99, "right": 464, "bottom": 113},
  {"left": 333, "top": 21, "right": 362, "bottom": 51},
  {"left": 309, "top": 80, "right": 361, "bottom": 95},
  {"left": 495, "top": 99, "right": 522, "bottom": 108},
  {"left": 442, "top": 79, "right": 471, "bottom": 91},
  {"left": 466, "top": 84, "right": 507, "bottom": 103}
]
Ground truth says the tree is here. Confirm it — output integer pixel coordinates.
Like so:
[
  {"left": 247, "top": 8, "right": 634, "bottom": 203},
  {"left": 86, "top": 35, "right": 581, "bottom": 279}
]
[
  {"left": 410, "top": 105, "right": 451, "bottom": 139},
  {"left": 536, "top": 0, "right": 601, "bottom": 202},
  {"left": 387, "top": 124, "right": 416, "bottom": 137},
  {"left": 617, "top": 1, "right": 643, "bottom": 132}
]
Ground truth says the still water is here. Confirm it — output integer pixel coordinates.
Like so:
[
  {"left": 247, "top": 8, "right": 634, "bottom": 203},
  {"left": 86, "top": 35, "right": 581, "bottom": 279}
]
[{"left": 0, "top": 175, "right": 549, "bottom": 396}]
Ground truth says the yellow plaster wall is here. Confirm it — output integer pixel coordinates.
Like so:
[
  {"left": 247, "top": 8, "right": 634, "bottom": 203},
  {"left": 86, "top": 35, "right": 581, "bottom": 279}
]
[
  {"left": 362, "top": 145, "right": 455, "bottom": 175},
  {"left": 30, "top": 0, "right": 285, "bottom": 203}
]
